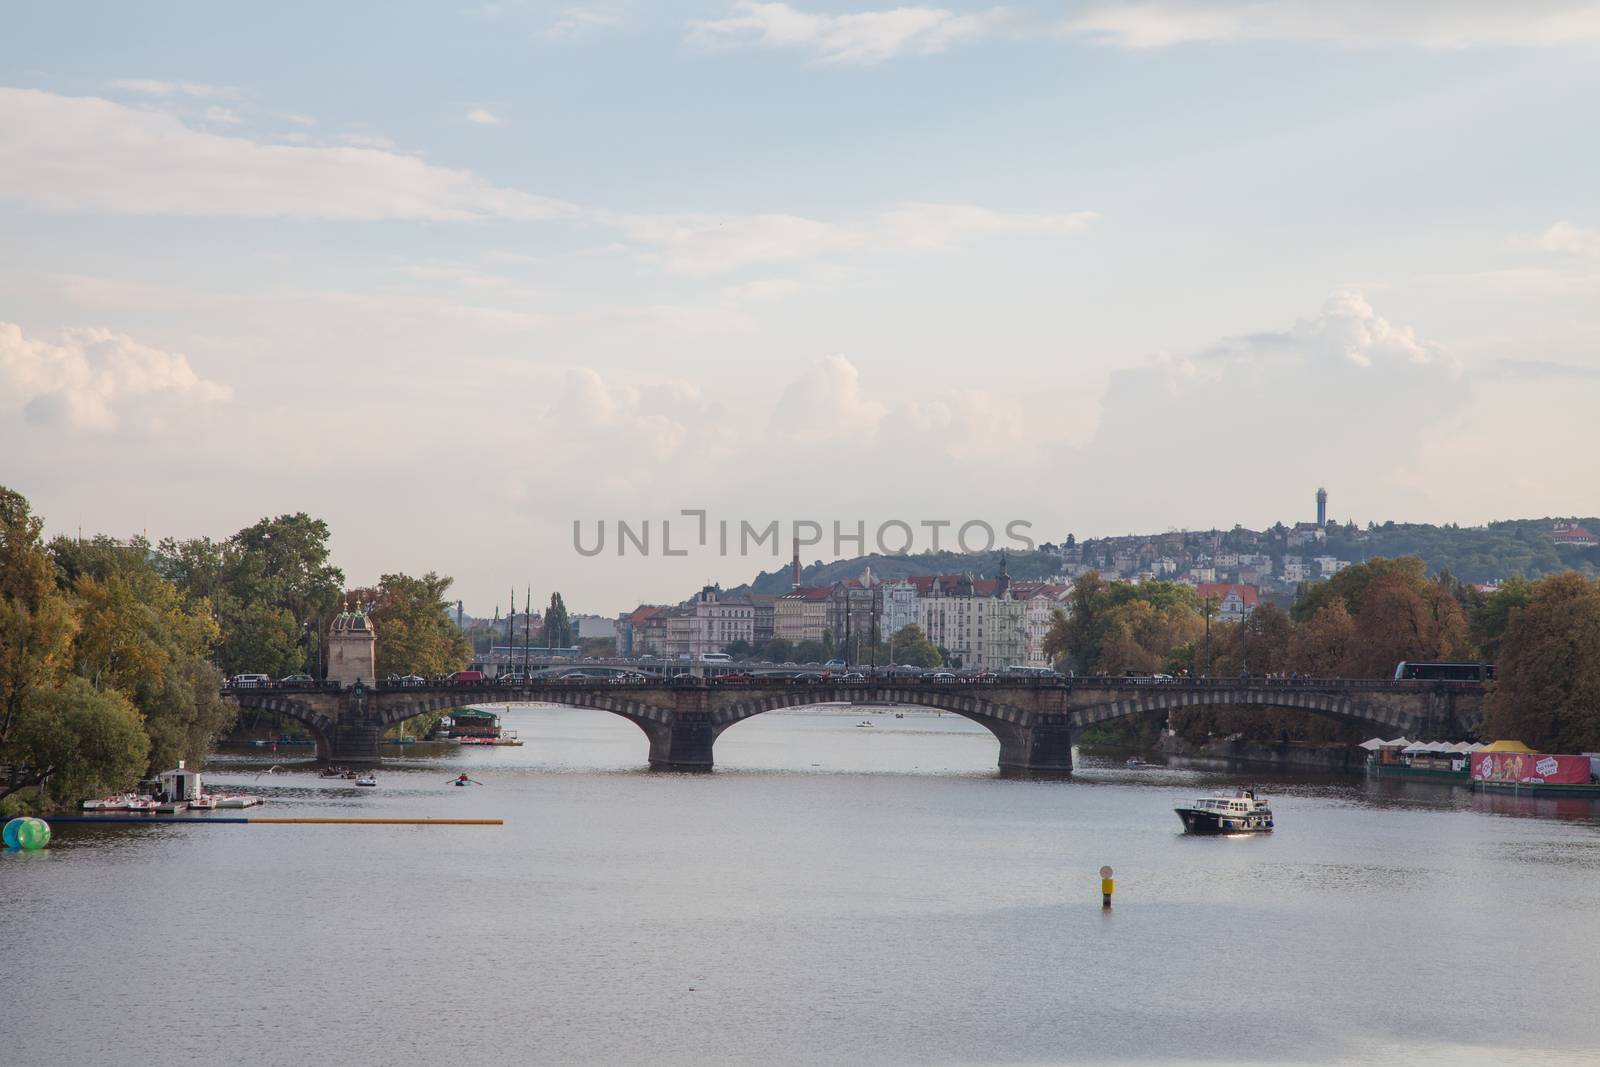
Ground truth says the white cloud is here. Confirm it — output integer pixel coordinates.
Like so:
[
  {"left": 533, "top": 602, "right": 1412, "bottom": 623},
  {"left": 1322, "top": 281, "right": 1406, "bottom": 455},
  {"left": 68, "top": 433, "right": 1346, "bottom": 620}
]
[
  {"left": 0, "top": 88, "right": 571, "bottom": 221},
  {"left": 721, "top": 277, "right": 803, "bottom": 302},
  {"left": 1061, "top": 1, "right": 1600, "bottom": 49},
  {"left": 203, "top": 105, "right": 242, "bottom": 125},
  {"left": 1535, "top": 221, "right": 1600, "bottom": 255},
  {"left": 607, "top": 211, "right": 862, "bottom": 275},
  {"left": 465, "top": 108, "right": 505, "bottom": 126},
  {"left": 109, "top": 78, "right": 239, "bottom": 99},
  {"left": 610, "top": 202, "right": 1093, "bottom": 274},
  {"left": 875, "top": 203, "right": 1098, "bottom": 248},
  {"left": 772, "top": 354, "right": 889, "bottom": 444},
  {"left": 542, "top": 4, "right": 625, "bottom": 39},
  {"left": 1063, "top": 289, "right": 1468, "bottom": 524},
  {"left": 0, "top": 321, "right": 231, "bottom": 433},
  {"left": 692, "top": 2, "right": 1008, "bottom": 63}
]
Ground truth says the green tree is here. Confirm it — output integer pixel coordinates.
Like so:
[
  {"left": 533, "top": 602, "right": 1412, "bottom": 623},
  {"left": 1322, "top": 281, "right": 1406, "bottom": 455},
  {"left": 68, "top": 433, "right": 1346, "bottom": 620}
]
[
  {"left": 11, "top": 675, "right": 149, "bottom": 806},
  {"left": 1469, "top": 575, "right": 1533, "bottom": 661},
  {"left": 538, "top": 592, "right": 572, "bottom": 648},
  {"left": 348, "top": 572, "right": 472, "bottom": 678},
  {"left": 761, "top": 637, "right": 793, "bottom": 663},
  {"left": 1483, "top": 573, "right": 1600, "bottom": 751},
  {"left": 0, "top": 488, "right": 77, "bottom": 751},
  {"left": 887, "top": 623, "right": 943, "bottom": 667}
]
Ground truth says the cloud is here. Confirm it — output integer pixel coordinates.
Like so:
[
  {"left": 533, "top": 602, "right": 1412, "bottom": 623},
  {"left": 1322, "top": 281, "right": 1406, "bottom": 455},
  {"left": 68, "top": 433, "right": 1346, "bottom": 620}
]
[
  {"left": 1495, "top": 359, "right": 1600, "bottom": 382},
  {"left": 1061, "top": 1, "right": 1600, "bottom": 49},
  {"left": 721, "top": 277, "right": 803, "bottom": 302},
  {"left": 772, "top": 354, "right": 889, "bottom": 444},
  {"left": 875, "top": 203, "right": 1098, "bottom": 248},
  {"left": 691, "top": 2, "right": 1008, "bottom": 63},
  {"left": 109, "top": 78, "right": 239, "bottom": 99},
  {"left": 608, "top": 211, "right": 861, "bottom": 274},
  {"left": 465, "top": 108, "right": 505, "bottom": 126},
  {"left": 609, "top": 202, "right": 1094, "bottom": 274},
  {"left": 0, "top": 322, "right": 231, "bottom": 433},
  {"left": 1535, "top": 221, "right": 1600, "bottom": 255},
  {"left": 1065, "top": 289, "right": 1468, "bottom": 522},
  {"left": 0, "top": 88, "right": 572, "bottom": 221},
  {"left": 542, "top": 4, "right": 625, "bottom": 39},
  {"left": 203, "top": 105, "right": 242, "bottom": 125}
]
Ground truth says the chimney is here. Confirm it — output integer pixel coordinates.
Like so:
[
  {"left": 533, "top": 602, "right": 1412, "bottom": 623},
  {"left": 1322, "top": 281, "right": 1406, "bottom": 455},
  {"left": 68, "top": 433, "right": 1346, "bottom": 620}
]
[{"left": 791, "top": 535, "right": 802, "bottom": 589}]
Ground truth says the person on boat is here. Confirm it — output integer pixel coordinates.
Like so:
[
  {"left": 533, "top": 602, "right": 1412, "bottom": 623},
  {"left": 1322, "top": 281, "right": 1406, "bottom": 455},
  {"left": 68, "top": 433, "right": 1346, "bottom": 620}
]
[{"left": 451, "top": 773, "right": 484, "bottom": 786}]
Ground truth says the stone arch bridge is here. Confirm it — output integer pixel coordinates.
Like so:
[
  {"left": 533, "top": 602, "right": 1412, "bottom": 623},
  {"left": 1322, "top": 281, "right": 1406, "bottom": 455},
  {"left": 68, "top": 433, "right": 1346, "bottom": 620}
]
[{"left": 224, "top": 676, "right": 1486, "bottom": 775}]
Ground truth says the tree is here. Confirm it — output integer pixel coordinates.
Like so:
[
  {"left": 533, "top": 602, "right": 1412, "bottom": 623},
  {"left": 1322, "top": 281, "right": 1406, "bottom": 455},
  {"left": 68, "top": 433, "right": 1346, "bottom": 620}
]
[
  {"left": 1288, "top": 601, "right": 1357, "bottom": 677},
  {"left": 761, "top": 637, "right": 793, "bottom": 663},
  {"left": 1483, "top": 573, "right": 1600, "bottom": 751},
  {"left": 887, "top": 624, "right": 942, "bottom": 667},
  {"left": 348, "top": 572, "right": 472, "bottom": 678},
  {"left": 1292, "top": 557, "right": 1429, "bottom": 623},
  {"left": 1343, "top": 572, "right": 1466, "bottom": 677},
  {"left": 1469, "top": 575, "right": 1533, "bottom": 661},
  {"left": 0, "top": 488, "right": 77, "bottom": 751},
  {"left": 7, "top": 676, "right": 149, "bottom": 806},
  {"left": 538, "top": 592, "right": 572, "bottom": 648}
]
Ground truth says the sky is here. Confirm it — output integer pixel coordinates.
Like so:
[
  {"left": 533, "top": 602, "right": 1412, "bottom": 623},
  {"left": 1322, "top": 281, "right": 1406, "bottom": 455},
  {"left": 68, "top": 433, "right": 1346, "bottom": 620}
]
[{"left": 3, "top": 1, "right": 1600, "bottom": 616}]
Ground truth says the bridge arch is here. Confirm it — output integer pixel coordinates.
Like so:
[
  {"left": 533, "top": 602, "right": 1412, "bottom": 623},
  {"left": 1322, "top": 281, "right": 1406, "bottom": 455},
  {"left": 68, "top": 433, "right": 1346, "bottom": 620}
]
[
  {"left": 707, "top": 685, "right": 1040, "bottom": 770},
  {"left": 227, "top": 694, "right": 339, "bottom": 759},
  {"left": 1067, "top": 687, "right": 1425, "bottom": 737},
  {"left": 368, "top": 687, "right": 682, "bottom": 765}
]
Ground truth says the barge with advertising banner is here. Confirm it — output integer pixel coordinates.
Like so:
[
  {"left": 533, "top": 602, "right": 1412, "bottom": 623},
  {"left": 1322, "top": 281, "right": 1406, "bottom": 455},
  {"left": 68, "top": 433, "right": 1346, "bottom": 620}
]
[{"left": 1470, "top": 740, "right": 1600, "bottom": 797}]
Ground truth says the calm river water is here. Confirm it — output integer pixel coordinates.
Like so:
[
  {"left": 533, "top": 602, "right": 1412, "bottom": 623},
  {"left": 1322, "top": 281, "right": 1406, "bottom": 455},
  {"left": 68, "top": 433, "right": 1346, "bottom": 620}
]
[{"left": 5, "top": 706, "right": 1600, "bottom": 1066}]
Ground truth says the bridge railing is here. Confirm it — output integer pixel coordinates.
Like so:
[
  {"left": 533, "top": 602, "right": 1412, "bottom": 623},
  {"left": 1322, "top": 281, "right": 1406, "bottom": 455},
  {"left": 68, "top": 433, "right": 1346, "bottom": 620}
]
[{"left": 221, "top": 673, "right": 1485, "bottom": 695}]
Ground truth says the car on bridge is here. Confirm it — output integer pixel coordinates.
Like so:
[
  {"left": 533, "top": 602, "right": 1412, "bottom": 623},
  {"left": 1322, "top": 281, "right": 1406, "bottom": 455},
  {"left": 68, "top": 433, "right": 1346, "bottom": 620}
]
[
  {"left": 232, "top": 673, "right": 272, "bottom": 688},
  {"left": 927, "top": 671, "right": 957, "bottom": 682},
  {"left": 447, "top": 670, "right": 486, "bottom": 685},
  {"left": 279, "top": 673, "right": 313, "bottom": 685},
  {"left": 713, "top": 672, "right": 754, "bottom": 684}
]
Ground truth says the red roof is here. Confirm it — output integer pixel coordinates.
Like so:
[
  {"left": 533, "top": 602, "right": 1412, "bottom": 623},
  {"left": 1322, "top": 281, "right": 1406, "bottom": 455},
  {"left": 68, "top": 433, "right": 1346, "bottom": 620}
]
[{"left": 1196, "top": 583, "right": 1260, "bottom": 607}]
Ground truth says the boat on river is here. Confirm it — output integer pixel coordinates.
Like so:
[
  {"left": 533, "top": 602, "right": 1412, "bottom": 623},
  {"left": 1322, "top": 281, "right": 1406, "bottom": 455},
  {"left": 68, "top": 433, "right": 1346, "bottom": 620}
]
[
  {"left": 213, "top": 794, "right": 264, "bottom": 808},
  {"left": 355, "top": 776, "right": 377, "bottom": 787},
  {"left": 1175, "top": 788, "right": 1274, "bottom": 834}
]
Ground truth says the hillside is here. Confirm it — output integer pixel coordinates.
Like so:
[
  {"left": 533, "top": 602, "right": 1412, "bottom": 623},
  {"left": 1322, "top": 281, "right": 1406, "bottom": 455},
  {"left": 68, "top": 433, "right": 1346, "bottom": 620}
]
[{"left": 729, "top": 516, "right": 1600, "bottom": 594}]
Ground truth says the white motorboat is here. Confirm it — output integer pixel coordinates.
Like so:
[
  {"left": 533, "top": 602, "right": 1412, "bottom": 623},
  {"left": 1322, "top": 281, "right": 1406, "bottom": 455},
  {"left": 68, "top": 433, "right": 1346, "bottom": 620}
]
[
  {"left": 1175, "top": 788, "right": 1274, "bottom": 834},
  {"left": 855, "top": 721, "right": 874, "bottom": 728},
  {"left": 355, "top": 776, "right": 377, "bottom": 787},
  {"left": 213, "top": 794, "right": 264, "bottom": 809},
  {"left": 187, "top": 795, "right": 218, "bottom": 810}
]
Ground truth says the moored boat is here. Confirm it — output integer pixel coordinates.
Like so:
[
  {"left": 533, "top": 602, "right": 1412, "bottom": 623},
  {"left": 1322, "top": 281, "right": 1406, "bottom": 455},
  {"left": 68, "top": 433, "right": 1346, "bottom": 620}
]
[
  {"left": 1175, "top": 788, "right": 1274, "bottom": 834},
  {"left": 213, "top": 794, "right": 264, "bottom": 808}
]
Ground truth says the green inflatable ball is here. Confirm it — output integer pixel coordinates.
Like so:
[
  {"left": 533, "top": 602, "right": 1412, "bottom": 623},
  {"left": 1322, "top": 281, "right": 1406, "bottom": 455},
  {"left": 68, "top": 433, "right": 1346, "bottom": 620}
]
[
  {"left": 1, "top": 817, "right": 20, "bottom": 849},
  {"left": 18, "top": 818, "right": 51, "bottom": 850}
]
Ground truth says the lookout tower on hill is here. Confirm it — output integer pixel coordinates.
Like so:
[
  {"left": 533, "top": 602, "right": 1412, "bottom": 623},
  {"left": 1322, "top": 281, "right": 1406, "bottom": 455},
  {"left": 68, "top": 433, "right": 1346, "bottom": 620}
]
[
  {"left": 1316, "top": 487, "right": 1328, "bottom": 527},
  {"left": 327, "top": 604, "right": 376, "bottom": 687}
]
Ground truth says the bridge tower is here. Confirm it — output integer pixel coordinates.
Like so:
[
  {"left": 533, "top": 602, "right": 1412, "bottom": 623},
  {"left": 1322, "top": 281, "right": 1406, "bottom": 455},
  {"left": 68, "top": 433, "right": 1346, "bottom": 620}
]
[{"left": 327, "top": 603, "right": 376, "bottom": 687}]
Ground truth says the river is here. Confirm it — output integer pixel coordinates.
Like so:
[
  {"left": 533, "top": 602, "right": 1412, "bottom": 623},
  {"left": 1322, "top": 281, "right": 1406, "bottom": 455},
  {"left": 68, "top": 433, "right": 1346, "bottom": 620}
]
[{"left": 4, "top": 706, "right": 1599, "bottom": 1066}]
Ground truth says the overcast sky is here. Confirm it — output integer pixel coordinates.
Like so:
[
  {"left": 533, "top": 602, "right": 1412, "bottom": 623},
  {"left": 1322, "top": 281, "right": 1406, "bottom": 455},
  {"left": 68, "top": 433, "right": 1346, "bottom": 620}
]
[{"left": 4, "top": 1, "right": 1599, "bottom": 616}]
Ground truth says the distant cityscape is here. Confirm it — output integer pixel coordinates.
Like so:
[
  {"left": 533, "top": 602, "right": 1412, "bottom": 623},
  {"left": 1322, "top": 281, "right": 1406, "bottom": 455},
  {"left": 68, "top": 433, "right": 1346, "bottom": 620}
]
[{"left": 460, "top": 489, "right": 1600, "bottom": 671}]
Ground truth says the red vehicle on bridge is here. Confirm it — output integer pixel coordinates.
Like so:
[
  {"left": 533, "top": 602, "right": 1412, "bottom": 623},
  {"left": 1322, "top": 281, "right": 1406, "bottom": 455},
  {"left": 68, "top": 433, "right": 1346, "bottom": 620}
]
[{"left": 447, "top": 670, "right": 486, "bottom": 685}]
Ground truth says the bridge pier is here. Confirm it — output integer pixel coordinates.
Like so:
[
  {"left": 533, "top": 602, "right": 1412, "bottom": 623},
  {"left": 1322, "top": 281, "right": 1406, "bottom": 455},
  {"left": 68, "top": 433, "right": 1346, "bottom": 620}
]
[
  {"left": 330, "top": 719, "right": 383, "bottom": 763},
  {"left": 997, "top": 718, "right": 1075, "bottom": 779},
  {"left": 645, "top": 714, "right": 716, "bottom": 772}
]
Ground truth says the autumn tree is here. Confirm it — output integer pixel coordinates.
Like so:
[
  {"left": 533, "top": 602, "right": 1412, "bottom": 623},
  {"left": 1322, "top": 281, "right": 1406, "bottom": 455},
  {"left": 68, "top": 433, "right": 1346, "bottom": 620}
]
[
  {"left": 1343, "top": 572, "right": 1467, "bottom": 677},
  {"left": 347, "top": 572, "right": 473, "bottom": 677},
  {"left": 1482, "top": 573, "right": 1600, "bottom": 751},
  {"left": 1288, "top": 601, "right": 1357, "bottom": 677}
]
